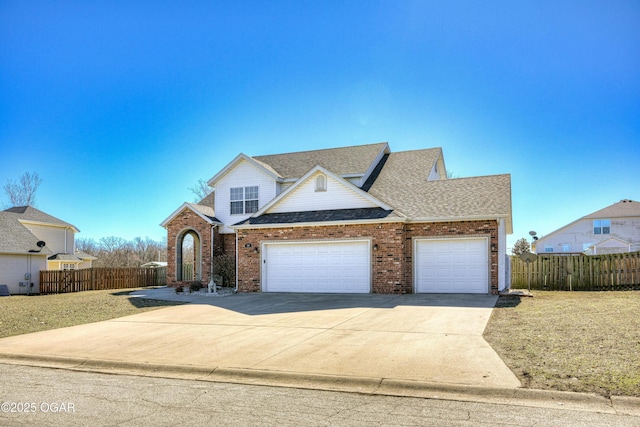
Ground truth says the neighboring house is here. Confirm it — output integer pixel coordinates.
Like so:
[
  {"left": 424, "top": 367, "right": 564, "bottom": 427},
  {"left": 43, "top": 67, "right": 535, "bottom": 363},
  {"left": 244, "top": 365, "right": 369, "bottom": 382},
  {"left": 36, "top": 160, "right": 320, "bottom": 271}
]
[
  {"left": 532, "top": 199, "right": 640, "bottom": 255},
  {"left": 0, "top": 206, "right": 96, "bottom": 294},
  {"left": 161, "top": 142, "right": 512, "bottom": 294}
]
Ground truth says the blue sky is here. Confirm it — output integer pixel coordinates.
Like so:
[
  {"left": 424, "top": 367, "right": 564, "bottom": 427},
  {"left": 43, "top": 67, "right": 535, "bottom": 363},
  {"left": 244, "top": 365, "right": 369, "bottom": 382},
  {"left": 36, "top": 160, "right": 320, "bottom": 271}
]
[{"left": 1, "top": 1, "right": 639, "bottom": 250}]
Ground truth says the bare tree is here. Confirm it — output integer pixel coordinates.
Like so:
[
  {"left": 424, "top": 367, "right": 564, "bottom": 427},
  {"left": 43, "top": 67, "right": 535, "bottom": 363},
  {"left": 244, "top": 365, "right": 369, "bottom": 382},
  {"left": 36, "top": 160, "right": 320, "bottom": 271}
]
[
  {"left": 188, "top": 179, "right": 213, "bottom": 203},
  {"left": 75, "top": 237, "right": 99, "bottom": 254},
  {"left": 4, "top": 172, "right": 43, "bottom": 207},
  {"left": 77, "top": 236, "right": 167, "bottom": 268}
]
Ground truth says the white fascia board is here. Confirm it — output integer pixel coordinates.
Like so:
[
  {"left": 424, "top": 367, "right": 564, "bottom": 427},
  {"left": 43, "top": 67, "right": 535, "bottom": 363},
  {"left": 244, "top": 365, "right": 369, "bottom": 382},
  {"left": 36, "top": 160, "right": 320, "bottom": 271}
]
[
  {"left": 160, "top": 202, "right": 220, "bottom": 228},
  {"left": 232, "top": 216, "right": 406, "bottom": 230},
  {"left": 18, "top": 219, "right": 80, "bottom": 233},
  {"left": 593, "top": 236, "right": 630, "bottom": 246},
  {"left": 206, "top": 153, "right": 282, "bottom": 187},
  {"left": 250, "top": 165, "right": 393, "bottom": 217}
]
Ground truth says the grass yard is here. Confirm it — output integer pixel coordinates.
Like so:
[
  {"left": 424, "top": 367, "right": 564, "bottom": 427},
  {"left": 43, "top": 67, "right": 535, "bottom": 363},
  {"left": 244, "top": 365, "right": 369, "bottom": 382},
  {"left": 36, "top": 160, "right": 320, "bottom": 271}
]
[
  {"left": 484, "top": 291, "right": 640, "bottom": 397},
  {"left": 0, "top": 288, "right": 184, "bottom": 339}
]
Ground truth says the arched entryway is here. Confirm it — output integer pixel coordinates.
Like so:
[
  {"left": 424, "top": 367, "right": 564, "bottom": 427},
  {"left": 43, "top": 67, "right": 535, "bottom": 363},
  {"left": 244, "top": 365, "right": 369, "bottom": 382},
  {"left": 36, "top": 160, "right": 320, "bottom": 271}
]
[{"left": 176, "top": 229, "right": 202, "bottom": 281}]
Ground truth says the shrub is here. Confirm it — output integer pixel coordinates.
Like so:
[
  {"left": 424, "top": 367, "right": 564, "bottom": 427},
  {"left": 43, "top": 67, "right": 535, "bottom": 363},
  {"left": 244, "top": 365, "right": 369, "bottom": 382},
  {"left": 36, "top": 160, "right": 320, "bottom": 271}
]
[
  {"left": 189, "top": 282, "right": 203, "bottom": 292},
  {"left": 213, "top": 254, "right": 236, "bottom": 288}
]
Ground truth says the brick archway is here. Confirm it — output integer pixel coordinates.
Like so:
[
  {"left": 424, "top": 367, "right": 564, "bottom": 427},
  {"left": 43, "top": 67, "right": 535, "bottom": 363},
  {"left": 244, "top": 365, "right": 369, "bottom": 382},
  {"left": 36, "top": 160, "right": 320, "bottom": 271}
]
[{"left": 176, "top": 228, "right": 202, "bottom": 281}]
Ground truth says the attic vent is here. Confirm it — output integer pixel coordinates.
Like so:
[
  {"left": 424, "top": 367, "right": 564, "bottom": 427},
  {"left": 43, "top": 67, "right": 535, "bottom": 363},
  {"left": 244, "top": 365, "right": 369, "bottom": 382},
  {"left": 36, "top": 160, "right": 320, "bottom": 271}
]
[{"left": 315, "top": 174, "right": 327, "bottom": 192}]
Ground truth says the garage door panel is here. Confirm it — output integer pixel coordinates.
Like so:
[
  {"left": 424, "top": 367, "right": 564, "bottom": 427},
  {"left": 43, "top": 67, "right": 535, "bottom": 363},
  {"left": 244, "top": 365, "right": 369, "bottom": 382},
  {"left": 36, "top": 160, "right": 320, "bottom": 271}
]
[
  {"left": 415, "top": 238, "right": 488, "bottom": 294},
  {"left": 264, "top": 241, "right": 370, "bottom": 293}
]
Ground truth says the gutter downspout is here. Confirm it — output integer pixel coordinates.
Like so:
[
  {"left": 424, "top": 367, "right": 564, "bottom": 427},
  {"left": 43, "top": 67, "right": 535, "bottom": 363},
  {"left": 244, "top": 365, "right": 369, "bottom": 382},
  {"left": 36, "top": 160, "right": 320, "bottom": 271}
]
[
  {"left": 235, "top": 231, "right": 239, "bottom": 292},
  {"left": 208, "top": 225, "right": 218, "bottom": 295}
]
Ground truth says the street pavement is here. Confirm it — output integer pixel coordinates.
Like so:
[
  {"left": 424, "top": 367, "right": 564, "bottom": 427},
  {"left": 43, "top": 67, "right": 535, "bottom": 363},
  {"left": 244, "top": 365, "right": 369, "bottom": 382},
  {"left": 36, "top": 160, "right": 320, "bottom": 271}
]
[
  {"left": 3, "top": 364, "right": 640, "bottom": 427},
  {"left": 0, "top": 288, "right": 638, "bottom": 417}
]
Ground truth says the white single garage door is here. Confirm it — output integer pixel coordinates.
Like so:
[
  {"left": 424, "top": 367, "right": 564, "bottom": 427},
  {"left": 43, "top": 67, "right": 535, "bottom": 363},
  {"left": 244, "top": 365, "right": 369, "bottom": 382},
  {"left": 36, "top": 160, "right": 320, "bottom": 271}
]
[
  {"left": 262, "top": 241, "right": 370, "bottom": 293},
  {"left": 415, "top": 238, "right": 488, "bottom": 294}
]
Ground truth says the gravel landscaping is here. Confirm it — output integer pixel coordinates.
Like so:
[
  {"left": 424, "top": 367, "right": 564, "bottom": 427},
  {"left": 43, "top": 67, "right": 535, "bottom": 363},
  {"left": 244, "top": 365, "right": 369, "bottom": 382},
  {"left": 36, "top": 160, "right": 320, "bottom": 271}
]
[{"left": 484, "top": 291, "right": 640, "bottom": 397}]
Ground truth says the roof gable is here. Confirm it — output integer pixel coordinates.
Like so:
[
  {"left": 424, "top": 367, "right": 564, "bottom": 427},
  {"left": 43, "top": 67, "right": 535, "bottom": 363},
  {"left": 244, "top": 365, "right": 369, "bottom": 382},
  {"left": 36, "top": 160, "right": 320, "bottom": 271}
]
[
  {"left": 207, "top": 153, "right": 282, "bottom": 187},
  {"left": 2, "top": 206, "right": 79, "bottom": 231},
  {"left": 160, "top": 202, "right": 221, "bottom": 228},
  {"left": 256, "top": 165, "right": 392, "bottom": 217}
]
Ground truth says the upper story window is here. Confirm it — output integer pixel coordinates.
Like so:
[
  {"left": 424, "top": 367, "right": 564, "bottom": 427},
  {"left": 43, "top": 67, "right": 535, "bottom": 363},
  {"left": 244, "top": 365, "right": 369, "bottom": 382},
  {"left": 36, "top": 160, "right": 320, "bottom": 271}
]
[
  {"left": 562, "top": 244, "right": 571, "bottom": 253},
  {"left": 315, "top": 174, "right": 327, "bottom": 192},
  {"left": 593, "top": 219, "right": 610, "bottom": 235},
  {"left": 230, "top": 186, "right": 259, "bottom": 215},
  {"left": 544, "top": 244, "right": 554, "bottom": 253}
]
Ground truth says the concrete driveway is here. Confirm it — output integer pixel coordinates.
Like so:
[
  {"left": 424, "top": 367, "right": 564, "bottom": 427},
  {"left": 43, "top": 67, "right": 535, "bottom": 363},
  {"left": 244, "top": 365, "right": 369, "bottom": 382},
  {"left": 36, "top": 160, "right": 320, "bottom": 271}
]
[{"left": 0, "top": 289, "right": 521, "bottom": 396}]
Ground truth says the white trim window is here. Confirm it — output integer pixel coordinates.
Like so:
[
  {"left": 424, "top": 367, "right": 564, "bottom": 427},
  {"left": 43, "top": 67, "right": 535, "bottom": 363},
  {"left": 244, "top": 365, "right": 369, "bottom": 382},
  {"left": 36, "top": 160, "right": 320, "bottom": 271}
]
[
  {"left": 230, "top": 186, "right": 259, "bottom": 215},
  {"left": 593, "top": 219, "right": 610, "bottom": 235},
  {"left": 62, "top": 263, "right": 76, "bottom": 271},
  {"left": 562, "top": 244, "right": 571, "bottom": 252}
]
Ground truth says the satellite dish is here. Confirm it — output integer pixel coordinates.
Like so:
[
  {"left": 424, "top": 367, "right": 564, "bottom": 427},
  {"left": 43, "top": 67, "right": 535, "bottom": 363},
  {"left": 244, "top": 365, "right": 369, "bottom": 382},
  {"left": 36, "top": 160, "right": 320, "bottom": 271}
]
[
  {"left": 37, "top": 241, "right": 46, "bottom": 248},
  {"left": 529, "top": 231, "right": 537, "bottom": 237},
  {"left": 519, "top": 252, "right": 538, "bottom": 263}
]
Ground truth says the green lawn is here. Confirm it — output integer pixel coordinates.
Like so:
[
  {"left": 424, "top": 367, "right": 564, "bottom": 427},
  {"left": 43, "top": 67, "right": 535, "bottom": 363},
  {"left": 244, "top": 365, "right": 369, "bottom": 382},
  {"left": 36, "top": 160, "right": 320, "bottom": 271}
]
[{"left": 484, "top": 291, "right": 640, "bottom": 397}]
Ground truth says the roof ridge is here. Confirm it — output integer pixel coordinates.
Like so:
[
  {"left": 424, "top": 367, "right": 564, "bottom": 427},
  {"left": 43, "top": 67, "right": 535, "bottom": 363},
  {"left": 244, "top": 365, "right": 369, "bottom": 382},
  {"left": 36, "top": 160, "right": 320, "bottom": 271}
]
[{"left": 253, "top": 142, "right": 388, "bottom": 158}]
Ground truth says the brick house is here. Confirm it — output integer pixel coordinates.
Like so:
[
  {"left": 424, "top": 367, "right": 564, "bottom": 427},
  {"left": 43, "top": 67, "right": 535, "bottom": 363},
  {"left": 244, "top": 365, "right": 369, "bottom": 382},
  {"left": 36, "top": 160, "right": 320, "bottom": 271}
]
[{"left": 161, "top": 142, "right": 512, "bottom": 294}]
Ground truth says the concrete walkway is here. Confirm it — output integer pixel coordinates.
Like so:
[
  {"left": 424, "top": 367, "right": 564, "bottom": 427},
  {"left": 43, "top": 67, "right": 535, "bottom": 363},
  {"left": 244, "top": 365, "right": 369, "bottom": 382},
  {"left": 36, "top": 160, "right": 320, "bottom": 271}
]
[{"left": 1, "top": 288, "right": 637, "bottom": 415}]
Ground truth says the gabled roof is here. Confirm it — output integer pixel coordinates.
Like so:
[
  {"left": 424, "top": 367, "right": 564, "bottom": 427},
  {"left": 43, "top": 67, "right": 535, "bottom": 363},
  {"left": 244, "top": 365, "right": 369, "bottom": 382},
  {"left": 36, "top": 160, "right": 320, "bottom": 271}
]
[
  {"left": 584, "top": 199, "right": 640, "bottom": 219},
  {"left": 253, "top": 142, "right": 389, "bottom": 179},
  {"left": 207, "top": 153, "right": 283, "bottom": 186},
  {"left": 367, "top": 149, "right": 512, "bottom": 232},
  {"left": 160, "top": 202, "right": 222, "bottom": 227},
  {"left": 535, "top": 199, "right": 640, "bottom": 246},
  {"left": 0, "top": 209, "right": 54, "bottom": 255},
  {"left": 75, "top": 250, "right": 98, "bottom": 260},
  {"left": 252, "top": 165, "right": 393, "bottom": 217},
  {"left": 48, "top": 253, "right": 83, "bottom": 262},
  {"left": 593, "top": 236, "right": 630, "bottom": 248},
  {"left": 2, "top": 206, "right": 79, "bottom": 231}
]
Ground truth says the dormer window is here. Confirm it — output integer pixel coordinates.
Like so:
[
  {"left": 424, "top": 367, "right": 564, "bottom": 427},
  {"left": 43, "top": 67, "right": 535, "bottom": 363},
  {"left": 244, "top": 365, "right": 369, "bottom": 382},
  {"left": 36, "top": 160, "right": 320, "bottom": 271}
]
[
  {"left": 315, "top": 174, "right": 327, "bottom": 192},
  {"left": 230, "top": 186, "right": 259, "bottom": 214}
]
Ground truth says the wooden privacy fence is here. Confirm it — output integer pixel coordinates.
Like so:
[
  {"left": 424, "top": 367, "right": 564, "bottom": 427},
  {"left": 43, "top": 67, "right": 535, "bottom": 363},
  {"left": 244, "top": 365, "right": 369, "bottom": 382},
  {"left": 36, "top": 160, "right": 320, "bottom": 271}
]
[
  {"left": 511, "top": 251, "right": 640, "bottom": 291},
  {"left": 39, "top": 267, "right": 167, "bottom": 295}
]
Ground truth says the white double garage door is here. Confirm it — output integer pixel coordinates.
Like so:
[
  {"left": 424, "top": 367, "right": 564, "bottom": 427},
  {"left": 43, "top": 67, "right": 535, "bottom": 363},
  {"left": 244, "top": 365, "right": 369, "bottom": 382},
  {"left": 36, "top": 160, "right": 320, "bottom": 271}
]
[{"left": 261, "top": 238, "right": 489, "bottom": 294}]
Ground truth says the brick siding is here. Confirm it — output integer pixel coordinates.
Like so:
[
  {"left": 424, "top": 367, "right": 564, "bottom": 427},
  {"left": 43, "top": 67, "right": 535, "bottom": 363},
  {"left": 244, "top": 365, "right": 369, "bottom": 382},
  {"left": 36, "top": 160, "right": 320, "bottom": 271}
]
[{"left": 167, "top": 210, "right": 499, "bottom": 294}]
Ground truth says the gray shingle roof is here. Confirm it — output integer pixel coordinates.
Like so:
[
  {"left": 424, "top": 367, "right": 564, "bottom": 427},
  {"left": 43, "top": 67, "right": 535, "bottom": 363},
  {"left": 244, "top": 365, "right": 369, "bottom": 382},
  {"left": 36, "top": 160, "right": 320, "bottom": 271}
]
[
  {"left": 253, "top": 142, "right": 388, "bottom": 179},
  {"left": 0, "top": 211, "right": 52, "bottom": 255},
  {"left": 367, "top": 149, "right": 511, "bottom": 228},
  {"left": 2, "top": 206, "right": 78, "bottom": 230},
  {"left": 584, "top": 199, "right": 640, "bottom": 219},
  {"left": 235, "top": 208, "right": 399, "bottom": 226},
  {"left": 186, "top": 203, "right": 222, "bottom": 223},
  {"left": 48, "top": 253, "right": 82, "bottom": 262}
]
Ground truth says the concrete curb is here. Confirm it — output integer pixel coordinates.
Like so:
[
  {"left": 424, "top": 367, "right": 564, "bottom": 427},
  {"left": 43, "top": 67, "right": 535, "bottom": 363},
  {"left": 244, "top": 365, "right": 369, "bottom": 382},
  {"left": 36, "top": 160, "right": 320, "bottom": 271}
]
[{"left": 1, "top": 352, "right": 637, "bottom": 416}]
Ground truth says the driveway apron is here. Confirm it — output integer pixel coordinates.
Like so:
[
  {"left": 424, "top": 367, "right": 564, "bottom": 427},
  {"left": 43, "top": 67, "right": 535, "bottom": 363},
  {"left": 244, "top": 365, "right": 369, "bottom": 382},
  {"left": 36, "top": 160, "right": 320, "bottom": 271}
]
[{"left": 0, "top": 289, "right": 521, "bottom": 390}]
